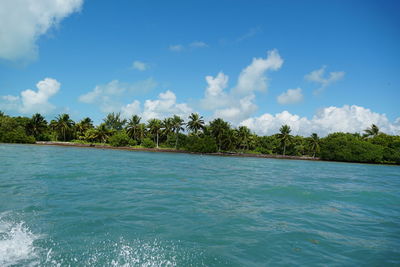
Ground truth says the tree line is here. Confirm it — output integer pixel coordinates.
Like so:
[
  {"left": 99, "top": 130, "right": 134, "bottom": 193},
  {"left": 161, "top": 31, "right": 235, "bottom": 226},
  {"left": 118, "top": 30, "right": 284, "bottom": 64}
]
[{"left": 0, "top": 111, "right": 399, "bottom": 164}]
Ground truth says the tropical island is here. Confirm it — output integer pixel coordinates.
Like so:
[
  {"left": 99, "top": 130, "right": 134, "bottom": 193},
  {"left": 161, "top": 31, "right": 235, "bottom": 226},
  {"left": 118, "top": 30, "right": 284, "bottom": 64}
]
[{"left": 0, "top": 111, "right": 399, "bottom": 165}]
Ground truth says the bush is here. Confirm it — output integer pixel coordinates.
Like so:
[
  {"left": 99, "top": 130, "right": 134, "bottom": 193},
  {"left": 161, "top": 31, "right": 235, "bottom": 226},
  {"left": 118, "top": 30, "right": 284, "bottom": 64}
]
[
  {"left": 142, "top": 137, "right": 156, "bottom": 148},
  {"left": 108, "top": 131, "right": 134, "bottom": 147},
  {"left": 185, "top": 135, "right": 218, "bottom": 153},
  {"left": 0, "top": 116, "right": 36, "bottom": 144},
  {"left": 320, "top": 133, "right": 384, "bottom": 163}
]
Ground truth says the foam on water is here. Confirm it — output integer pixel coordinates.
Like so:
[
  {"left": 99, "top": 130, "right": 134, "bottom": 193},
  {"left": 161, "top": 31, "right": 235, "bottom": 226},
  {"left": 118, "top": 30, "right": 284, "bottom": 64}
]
[
  {"left": 43, "top": 238, "right": 196, "bottom": 266},
  {"left": 0, "top": 213, "right": 39, "bottom": 266}
]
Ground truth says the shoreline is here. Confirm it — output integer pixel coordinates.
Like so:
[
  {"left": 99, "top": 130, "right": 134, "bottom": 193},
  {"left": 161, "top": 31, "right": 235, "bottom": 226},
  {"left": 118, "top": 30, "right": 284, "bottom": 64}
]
[{"left": 35, "top": 141, "right": 320, "bottom": 162}]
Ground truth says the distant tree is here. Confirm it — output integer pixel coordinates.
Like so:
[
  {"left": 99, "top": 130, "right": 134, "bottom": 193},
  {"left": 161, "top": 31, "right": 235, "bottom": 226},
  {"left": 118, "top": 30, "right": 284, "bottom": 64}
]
[
  {"left": 126, "top": 115, "right": 141, "bottom": 141},
  {"left": 172, "top": 115, "right": 185, "bottom": 149},
  {"left": 94, "top": 123, "right": 111, "bottom": 143},
  {"left": 187, "top": 113, "right": 205, "bottom": 135},
  {"left": 162, "top": 117, "right": 174, "bottom": 140},
  {"left": 309, "top": 133, "right": 320, "bottom": 158},
  {"left": 0, "top": 111, "right": 5, "bottom": 117},
  {"left": 364, "top": 124, "right": 380, "bottom": 138},
  {"left": 27, "top": 113, "right": 48, "bottom": 140},
  {"left": 237, "top": 126, "right": 251, "bottom": 151},
  {"left": 209, "top": 118, "right": 230, "bottom": 151},
  {"left": 278, "top": 124, "right": 292, "bottom": 156},
  {"left": 103, "top": 112, "right": 126, "bottom": 130},
  {"left": 147, "top": 118, "right": 162, "bottom": 148},
  {"left": 53, "top": 114, "right": 75, "bottom": 141},
  {"left": 76, "top": 117, "right": 93, "bottom": 139},
  {"left": 320, "top": 132, "right": 384, "bottom": 163}
]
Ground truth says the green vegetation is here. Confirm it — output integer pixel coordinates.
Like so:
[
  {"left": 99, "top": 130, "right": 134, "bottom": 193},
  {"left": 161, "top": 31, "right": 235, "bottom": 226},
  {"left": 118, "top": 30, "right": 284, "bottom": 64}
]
[{"left": 0, "top": 110, "right": 399, "bottom": 164}]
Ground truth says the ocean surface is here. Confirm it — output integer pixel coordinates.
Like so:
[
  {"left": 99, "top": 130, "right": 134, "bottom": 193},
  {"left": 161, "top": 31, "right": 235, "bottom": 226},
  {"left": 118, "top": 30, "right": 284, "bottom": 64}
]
[{"left": 0, "top": 144, "right": 399, "bottom": 266}]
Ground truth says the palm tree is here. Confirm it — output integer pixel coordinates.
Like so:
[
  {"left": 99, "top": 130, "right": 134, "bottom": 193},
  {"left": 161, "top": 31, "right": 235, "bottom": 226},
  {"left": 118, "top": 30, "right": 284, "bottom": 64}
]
[
  {"left": 364, "top": 124, "right": 380, "bottom": 138},
  {"left": 27, "top": 113, "right": 47, "bottom": 139},
  {"left": 209, "top": 118, "right": 230, "bottom": 151},
  {"left": 278, "top": 124, "right": 292, "bottom": 156},
  {"left": 76, "top": 117, "right": 93, "bottom": 139},
  {"left": 94, "top": 123, "right": 111, "bottom": 143},
  {"left": 162, "top": 117, "right": 174, "bottom": 139},
  {"left": 222, "top": 128, "right": 238, "bottom": 151},
  {"left": 103, "top": 112, "right": 126, "bottom": 130},
  {"left": 54, "top": 114, "right": 75, "bottom": 141},
  {"left": 126, "top": 115, "right": 141, "bottom": 141},
  {"left": 237, "top": 126, "right": 251, "bottom": 151},
  {"left": 186, "top": 113, "right": 205, "bottom": 135},
  {"left": 172, "top": 115, "right": 185, "bottom": 149},
  {"left": 309, "top": 133, "right": 320, "bottom": 158},
  {"left": 147, "top": 118, "right": 162, "bottom": 148}
]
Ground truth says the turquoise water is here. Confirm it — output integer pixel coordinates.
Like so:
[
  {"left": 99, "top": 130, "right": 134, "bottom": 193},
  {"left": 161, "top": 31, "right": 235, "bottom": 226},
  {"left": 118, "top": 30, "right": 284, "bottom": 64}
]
[{"left": 0, "top": 144, "right": 399, "bottom": 266}]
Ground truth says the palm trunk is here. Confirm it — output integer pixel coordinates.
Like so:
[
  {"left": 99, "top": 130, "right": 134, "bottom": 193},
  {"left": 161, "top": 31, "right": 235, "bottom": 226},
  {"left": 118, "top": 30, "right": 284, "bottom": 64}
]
[
  {"left": 283, "top": 144, "right": 286, "bottom": 156},
  {"left": 156, "top": 132, "right": 159, "bottom": 148},
  {"left": 175, "top": 130, "right": 179, "bottom": 149}
]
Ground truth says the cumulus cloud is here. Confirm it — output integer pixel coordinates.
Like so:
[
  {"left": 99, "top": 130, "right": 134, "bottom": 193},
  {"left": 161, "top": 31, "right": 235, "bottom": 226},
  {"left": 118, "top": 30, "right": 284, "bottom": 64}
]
[
  {"left": 305, "top": 66, "right": 345, "bottom": 94},
  {"left": 132, "top": 60, "right": 149, "bottom": 71},
  {"left": 200, "top": 72, "right": 230, "bottom": 110},
  {"left": 0, "top": 0, "right": 83, "bottom": 61},
  {"left": 169, "top": 44, "right": 184, "bottom": 52},
  {"left": 121, "top": 100, "right": 141, "bottom": 118},
  {"left": 277, "top": 88, "right": 303, "bottom": 104},
  {"left": 240, "top": 105, "right": 400, "bottom": 137},
  {"left": 0, "top": 78, "right": 60, "bottom": 114},
  {"left": 234, "top": 49, "right": 283, "bottom": 95},
  {"left": 141, "top": 90, "right": 193, "bottom": 121},
  {"left": 80, "top": 80, "right": 191, "bottom": 120},
  {"left": 214, "top": 94, "right": 258, "bottom": 123},
  {"left": 78, "top": 79, "right": 157, "bottom": 113},
  {"left": 199, "top": 49, "right": 283, "bottom": 124}
]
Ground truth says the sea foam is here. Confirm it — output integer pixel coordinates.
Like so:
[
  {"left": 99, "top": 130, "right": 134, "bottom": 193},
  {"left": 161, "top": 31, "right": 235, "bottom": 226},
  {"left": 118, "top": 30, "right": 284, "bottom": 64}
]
[{"left": 0, "top": 213, "right": 39, "bottom": 266}]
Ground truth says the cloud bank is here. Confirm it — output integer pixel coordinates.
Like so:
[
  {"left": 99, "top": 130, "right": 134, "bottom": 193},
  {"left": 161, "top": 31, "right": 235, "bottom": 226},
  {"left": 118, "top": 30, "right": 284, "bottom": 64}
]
[
  {"left": 0, "top": 78, "right": 60, "bottom": 114},
  {"left": 0, "top": 0, "right": 83, "bottom": 61},
  {"left": 241, "top": 105, "right": 400, "bottom": 136}
]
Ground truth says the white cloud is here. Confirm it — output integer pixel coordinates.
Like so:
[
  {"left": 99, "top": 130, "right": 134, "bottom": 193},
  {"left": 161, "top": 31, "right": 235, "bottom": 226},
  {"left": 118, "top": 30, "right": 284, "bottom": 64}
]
[
  {"left": 214, "top": 94, "right": 258, "bottom": 123},
  {"left": 78, "top": 79, "right": 157, "bottom": 113},
  {"left": 200, "top": 72, "right": 230, "bottom": 110},
  {"left": 234, "top": 49, "right": 283, "bottom": 94},
  {"left": 240, "top": 105, "right": 400, "bottom": 137},
  {"left": 189, "top": 41, "right": 208, "bottom": 48},
  {"left": 305, "top": 66, "right": 345, "bottom": 94},
  {"left": 121, "top": 100, "right": 141, "bottom": 118},
  {"left": 169, "top": 44, "right": 184, "bottom": 52},
  {"left": 141, "top": 90, "right": 192, "bottom": 121},
  {"left": 0, "top": 0, "right": 83, "bottom": 61},
  {"left": 0, "top": 78, "right": 60, "bottom": 114},
  {"left": 277, "top": 88, "right": 303, "bottom": 104},
  {"left": 132, "top": 60, "right": 148, "bottom": 71},
  {"left": 199, "top": 49, "right": 283, "bottom": 124}
]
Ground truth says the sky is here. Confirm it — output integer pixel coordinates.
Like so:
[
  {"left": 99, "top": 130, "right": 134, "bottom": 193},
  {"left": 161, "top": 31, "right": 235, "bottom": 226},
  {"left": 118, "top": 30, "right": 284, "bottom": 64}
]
[{"left": 0, "top": 0, "right": 399, "bottom": 136}]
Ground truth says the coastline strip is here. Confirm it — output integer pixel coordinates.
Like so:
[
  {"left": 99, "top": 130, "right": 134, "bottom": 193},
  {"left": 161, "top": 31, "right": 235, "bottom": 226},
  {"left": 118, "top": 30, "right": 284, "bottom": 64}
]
[{"left": 35, "top": 141, "right": 320, "bottom": 161}]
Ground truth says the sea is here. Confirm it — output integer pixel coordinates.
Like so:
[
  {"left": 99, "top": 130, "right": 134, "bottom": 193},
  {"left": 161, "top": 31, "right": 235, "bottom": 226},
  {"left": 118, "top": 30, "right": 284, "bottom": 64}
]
[{"left": 0, "top": 144, "right": 399, "bottom": 266}]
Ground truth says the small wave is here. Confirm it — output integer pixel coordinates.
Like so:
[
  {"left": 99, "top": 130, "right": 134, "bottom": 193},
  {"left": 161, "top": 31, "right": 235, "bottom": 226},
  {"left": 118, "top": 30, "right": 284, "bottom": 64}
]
[{"left": 0, "top": 214, "right": 39, "bottom": 267}]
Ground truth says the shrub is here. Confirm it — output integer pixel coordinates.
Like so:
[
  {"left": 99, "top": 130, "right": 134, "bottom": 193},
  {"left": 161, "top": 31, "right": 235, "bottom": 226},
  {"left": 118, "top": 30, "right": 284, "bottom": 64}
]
[
  {"left": 108, "top": 131, "right": 132, "bottom": 147},
  {"left": 320, "top": 133, "right": 384, "bottom": 163},
  {"left": 185, "top": 135, "right": 218, "bottom": 153},
  {"left": 142, "top": 137, "right": 156, "bottom": 148}
]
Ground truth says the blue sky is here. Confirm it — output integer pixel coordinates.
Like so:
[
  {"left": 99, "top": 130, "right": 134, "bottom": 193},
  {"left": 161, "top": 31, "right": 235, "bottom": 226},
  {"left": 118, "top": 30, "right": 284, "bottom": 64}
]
[{"left": 0, "top": 0, "right": 399, "bottom": 135}]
